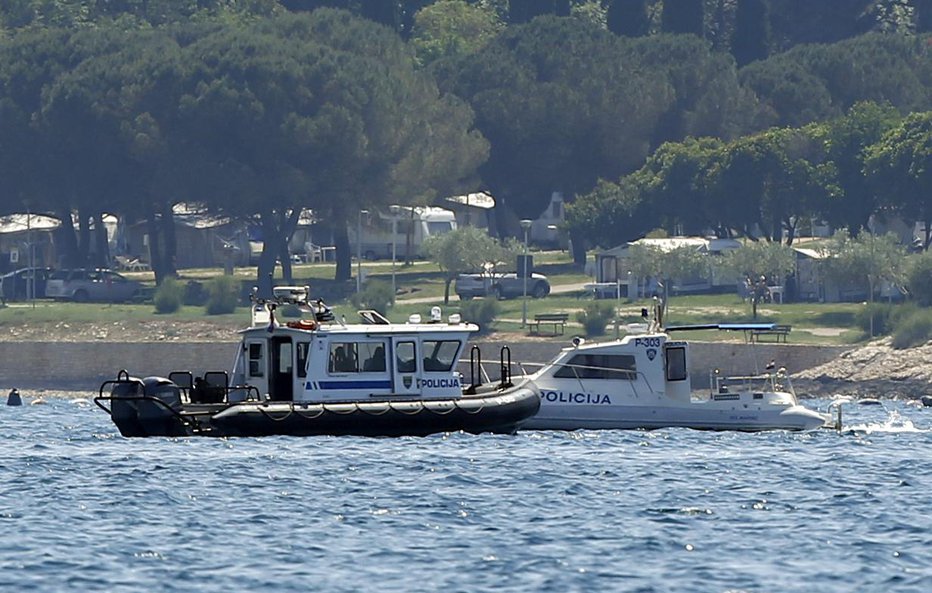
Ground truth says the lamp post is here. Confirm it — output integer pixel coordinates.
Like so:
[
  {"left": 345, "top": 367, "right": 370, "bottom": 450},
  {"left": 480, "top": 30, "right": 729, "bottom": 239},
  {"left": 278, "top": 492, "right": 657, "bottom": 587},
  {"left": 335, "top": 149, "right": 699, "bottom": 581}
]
[
  {"left": 389, "top": 204, "right": 401, "bottom": 302},
  {"left": 520, "top": 219, "right": 532, "bottom": 328},
  {"left": 356, "top": 210, "right": 368, "bottom": 295}
]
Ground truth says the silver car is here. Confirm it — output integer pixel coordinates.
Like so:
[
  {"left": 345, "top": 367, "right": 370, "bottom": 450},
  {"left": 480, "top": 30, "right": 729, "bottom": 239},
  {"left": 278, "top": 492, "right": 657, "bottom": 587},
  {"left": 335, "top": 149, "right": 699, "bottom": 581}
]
[
  {"left": 455, "top": 272, "right": 550, "bottom": 300},
  {"left": 45, "top": 269, "right": 143, "bottom": 302}
]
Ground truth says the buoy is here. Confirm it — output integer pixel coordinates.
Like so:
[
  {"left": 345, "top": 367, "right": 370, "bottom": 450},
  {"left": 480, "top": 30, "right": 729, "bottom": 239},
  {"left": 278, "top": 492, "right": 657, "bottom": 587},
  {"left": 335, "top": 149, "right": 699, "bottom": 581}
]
[{"left": 7, "top": 388, "right": 22, "bottom": 406}]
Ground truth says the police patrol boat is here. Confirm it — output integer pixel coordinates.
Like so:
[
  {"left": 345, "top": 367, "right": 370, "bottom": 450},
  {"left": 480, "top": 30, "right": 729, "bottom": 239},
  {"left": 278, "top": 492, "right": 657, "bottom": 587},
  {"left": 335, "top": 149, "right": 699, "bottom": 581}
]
[
  {"left": 95, "top": 286, "right": 539, "bottom": 438},
  {"left": 520, "top": 307, "right": 829, "bottom": 432}
]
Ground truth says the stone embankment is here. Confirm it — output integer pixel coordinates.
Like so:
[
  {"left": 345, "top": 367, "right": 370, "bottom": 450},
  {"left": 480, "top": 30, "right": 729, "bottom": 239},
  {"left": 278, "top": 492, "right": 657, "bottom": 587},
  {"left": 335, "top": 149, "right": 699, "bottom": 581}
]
[{"left": 1, "top": 337, "right": 852, "bottom": 394}]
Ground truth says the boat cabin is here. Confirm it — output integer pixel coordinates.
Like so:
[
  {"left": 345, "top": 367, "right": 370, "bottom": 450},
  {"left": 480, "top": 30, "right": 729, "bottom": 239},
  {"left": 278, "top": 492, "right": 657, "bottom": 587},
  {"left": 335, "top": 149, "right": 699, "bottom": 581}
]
[
  {"left": 531, "top": 330, "right": 691, "bottom": 405},
  {"left": 230, "top": 287, "right": 478, "bottom": 403}
]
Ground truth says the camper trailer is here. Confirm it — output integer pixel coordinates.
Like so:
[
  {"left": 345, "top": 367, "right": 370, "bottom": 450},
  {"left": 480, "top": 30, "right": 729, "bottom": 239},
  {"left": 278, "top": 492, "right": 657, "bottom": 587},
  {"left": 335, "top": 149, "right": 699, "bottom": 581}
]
[{"left": 350, "top": 206, "right": 457, "bottom": 260}]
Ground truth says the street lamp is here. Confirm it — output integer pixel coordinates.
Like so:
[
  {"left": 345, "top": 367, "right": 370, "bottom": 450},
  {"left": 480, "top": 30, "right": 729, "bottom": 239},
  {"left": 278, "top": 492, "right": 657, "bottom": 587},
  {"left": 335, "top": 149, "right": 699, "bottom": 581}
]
[
  {"left": 356, "top": 210, "right": 368, "bottom": 295},
  {"left": 389, "top": 204, "right": 401, "bottom": 302},
  {"left": 520, "top": 219, "right": 532, "bottom": 328}
]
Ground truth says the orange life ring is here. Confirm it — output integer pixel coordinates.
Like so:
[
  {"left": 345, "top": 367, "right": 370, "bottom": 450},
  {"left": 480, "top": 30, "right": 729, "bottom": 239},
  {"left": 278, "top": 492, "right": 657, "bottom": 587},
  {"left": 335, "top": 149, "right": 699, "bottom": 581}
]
[{"left": 287, "top": 319, "right": 317, "bottom": 331}]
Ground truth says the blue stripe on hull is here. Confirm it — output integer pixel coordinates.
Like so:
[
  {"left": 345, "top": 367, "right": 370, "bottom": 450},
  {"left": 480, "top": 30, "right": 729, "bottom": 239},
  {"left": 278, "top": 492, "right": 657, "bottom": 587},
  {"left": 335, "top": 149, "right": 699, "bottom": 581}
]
[{"left": 316, "top": 380, "right": 393, "bottom": 390}]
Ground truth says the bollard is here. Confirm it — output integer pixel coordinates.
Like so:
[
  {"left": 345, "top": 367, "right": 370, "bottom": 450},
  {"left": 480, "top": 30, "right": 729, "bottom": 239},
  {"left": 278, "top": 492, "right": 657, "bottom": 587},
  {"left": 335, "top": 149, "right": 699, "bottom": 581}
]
[{"left": 7, "top": 388, "right": 22, "bottom": 406}]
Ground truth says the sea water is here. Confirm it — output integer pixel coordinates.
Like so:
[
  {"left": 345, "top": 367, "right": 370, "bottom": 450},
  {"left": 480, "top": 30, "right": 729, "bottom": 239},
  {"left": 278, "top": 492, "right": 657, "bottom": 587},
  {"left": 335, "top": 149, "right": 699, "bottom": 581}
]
[{"left": 1, "top": 397, "right": 931, "bottom": 593}]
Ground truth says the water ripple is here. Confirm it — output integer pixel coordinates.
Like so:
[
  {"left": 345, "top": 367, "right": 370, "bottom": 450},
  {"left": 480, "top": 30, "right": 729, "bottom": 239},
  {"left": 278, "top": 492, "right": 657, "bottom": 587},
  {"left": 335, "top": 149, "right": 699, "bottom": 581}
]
[{"left": 1, "top": 398, "right": 931, "bottom": 592}]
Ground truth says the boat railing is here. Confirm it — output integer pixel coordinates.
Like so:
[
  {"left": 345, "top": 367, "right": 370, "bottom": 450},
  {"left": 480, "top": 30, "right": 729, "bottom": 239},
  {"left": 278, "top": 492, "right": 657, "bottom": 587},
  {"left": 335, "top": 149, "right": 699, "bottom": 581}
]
[
  {"left": 459, "top": 355, "right": 659, "bottom": 398},
  {"left": 710, "top": 371, "right": 795, "bottom": 399}
]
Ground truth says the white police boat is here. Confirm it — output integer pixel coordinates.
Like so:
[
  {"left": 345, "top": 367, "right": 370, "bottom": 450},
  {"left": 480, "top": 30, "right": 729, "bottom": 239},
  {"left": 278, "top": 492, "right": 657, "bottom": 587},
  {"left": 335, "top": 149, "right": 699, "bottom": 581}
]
[
  {"left": 520, "top": 311, "right": 829, "bottom": 432},
  {"left": 95, "top": 286, "right": 539, "bottom": 438}
]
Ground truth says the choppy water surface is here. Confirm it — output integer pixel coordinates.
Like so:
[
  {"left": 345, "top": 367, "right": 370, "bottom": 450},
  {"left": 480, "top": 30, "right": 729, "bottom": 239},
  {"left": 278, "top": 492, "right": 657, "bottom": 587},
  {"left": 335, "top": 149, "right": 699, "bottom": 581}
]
[{"left": 2, "top": 397, "right": 931, "bottom": 593}]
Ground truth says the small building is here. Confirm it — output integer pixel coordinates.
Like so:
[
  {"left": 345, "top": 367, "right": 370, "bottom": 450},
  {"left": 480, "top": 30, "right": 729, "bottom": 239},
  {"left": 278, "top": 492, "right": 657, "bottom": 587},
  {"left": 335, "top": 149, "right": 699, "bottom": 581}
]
[
  {"left": 0, "top": 213, "right": 59, "bottom": 273},
  {"left": 593, "top": 236, "right": 742, "bottom": 298},
  {"left": 443, "top": 191, "right": 496, "bottom": 231},
  {"left": 124, "top": 204, "right": 252, "bottom": 269}
]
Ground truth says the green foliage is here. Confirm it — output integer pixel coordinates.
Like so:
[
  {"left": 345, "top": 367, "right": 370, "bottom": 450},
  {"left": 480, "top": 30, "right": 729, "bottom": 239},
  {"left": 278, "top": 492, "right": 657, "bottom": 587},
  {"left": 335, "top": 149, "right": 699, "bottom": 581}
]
[
  {"left": 741, "top": 33, "right": 931, "bottom": 128},
  {"left": 410, "top": 0, "right": 504, "bottom": 66},
  {"left": 719, "top": 241, "right": 796, "bottom": 284},
  {"left": 458, "top": 297, "right": 499, "bottom": 332},
  {"left": 623, "top": 244, "right": 710, "bottom": 294},
  {"left": 906, "top": 250, "right": 932, "bottom": 306},
  {"left": 891, "top": 308, "right": 932, "bottom": 349},
  {"left": 205, "top": 275, "right": 239, "bottom": 315},
  {"left": 820, "top": 230, "right": 908, "bottom": 298},
  {"left": 864, "top": 111, "right": 932, "bottom": 249},
  {"left": 352, "top": 280, "right": 395, "bottom": 314},
  {"left": 153, "top": 276, "right": 184, "bottom": 314},
  {"left": 576, "top": 302, "right": 615, "bottom": 336},
  {"left": 423, "top": 226, "right": 517, "bottom": 303},
  {"left": 854, "top": 302, "right": 905, "bottom": 337}
]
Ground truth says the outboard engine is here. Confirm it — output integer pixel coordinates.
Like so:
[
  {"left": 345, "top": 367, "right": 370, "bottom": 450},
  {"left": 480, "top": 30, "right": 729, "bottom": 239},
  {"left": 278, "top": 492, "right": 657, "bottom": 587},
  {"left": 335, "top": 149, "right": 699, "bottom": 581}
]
[{"left": 110, "top": 375, "right": 186, "bottom": 437}]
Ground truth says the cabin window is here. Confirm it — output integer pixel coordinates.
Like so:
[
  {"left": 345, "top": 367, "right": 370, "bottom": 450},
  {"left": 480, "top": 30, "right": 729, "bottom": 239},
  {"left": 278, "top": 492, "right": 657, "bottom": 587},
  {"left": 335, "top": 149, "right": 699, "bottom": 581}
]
[
  {"left": 248, "top": 342, "right": 264, "bottom": 377},
  {"left": 277, "top": 342, "right": 293, "bottom": 375},
  {"left": 422, "top": 340, "right": 460, "bottom": 372},
  {"left": 327, "top": 342, "right": 387, "bottom": 373},
  {"left": 296, "top": 342, "right": 310, "bottom": 378},
  {"left": 396, "top": 341, "right": 417, "bottom": 373},
  {"left": 360, "top": 342, "right": 386, "bottom": 372},
  {"left": 553, "top": 354, "right": 637, "bottom": 380},
  {"left": 665, "top": 347, "right": 687, "bottom": 381}
]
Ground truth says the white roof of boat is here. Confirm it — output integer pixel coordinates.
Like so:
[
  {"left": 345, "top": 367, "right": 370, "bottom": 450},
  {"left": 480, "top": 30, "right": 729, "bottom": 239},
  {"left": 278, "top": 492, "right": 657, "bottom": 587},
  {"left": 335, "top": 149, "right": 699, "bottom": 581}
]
[{"left": 243, "top": 322, "right": 479, "bottom": 335}]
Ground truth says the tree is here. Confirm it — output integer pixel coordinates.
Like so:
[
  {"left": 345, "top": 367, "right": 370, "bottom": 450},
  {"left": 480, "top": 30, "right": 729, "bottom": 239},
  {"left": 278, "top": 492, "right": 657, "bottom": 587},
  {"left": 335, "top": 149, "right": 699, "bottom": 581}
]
[
  {"left": 422, "top": 226, "right": 516, "bottom": 303},
  {"left": 707, "top": 127, "right": 837, "bottom": 244},
  {"left": 820, "top": 230, "right": 908, "bottom": 333},
  {"left": 661, "top": 0, "right": 703, "bottom": 36},
  {"left": 607, "top": 0, "right": 649, "bottom": 37},
  {"left": 815, "top": 101, "right": 901, "bottom": 236},
  {"left": 623, "top": 243, "right": 710, "bottom": 303},
  {"left": 721, "top": 239, "right": 796, "bottom": 283},
  {"left": 410, "top": 0, "right": 504, "bottom": 67},
  {"left": 441, "top": 16, "right": 674, "bottom": 262},
  {"left": 740, "top": 33, "right": 932, "bottom": 128},
  {"left": 629, "top": 34, "right": 761, "bottom": 146},
  {"left": 633, "top": 137, "right": 726, "bottom": 236},
  {"left": 731, "top": 0, "right": 771, "bottom": 66},
  {"left": 174, "top": 10, "right": 489, "bottom": 293},
  {"left": 864, "top": 111, "right": 932, "bottom": 249},
  {"left": 564, "top": 178, "right": 657, "bottom": 249}
]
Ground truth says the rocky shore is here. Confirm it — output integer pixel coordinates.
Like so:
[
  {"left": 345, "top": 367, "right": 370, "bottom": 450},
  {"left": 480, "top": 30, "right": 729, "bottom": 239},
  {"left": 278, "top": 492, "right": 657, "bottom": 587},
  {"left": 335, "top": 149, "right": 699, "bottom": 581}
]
[{"left": 794, "top": 337, "right": 932, "bottom": 399}]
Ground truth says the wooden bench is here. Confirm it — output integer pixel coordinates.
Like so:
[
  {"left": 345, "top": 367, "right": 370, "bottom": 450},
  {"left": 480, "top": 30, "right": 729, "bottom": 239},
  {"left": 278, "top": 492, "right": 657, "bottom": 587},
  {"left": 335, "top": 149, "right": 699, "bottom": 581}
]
[
  {"left": 530, "top": 312, "right": 569, "bottom": 335},
  {"left": 749, "top": 324, "right": 792, "bottom": 343}
]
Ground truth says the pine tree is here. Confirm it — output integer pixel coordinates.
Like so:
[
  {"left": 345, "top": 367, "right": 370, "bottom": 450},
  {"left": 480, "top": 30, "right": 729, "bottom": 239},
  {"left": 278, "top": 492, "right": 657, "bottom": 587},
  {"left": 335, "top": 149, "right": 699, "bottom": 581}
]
[
  {"left": 607, "top": 0, "right": 650, "bottom": 37},
  {"left": 732, "top": 0, "right": 771, "bottom": 66},
  {"left": 661, "top": 0, "right": 704, "bottom": 36}
]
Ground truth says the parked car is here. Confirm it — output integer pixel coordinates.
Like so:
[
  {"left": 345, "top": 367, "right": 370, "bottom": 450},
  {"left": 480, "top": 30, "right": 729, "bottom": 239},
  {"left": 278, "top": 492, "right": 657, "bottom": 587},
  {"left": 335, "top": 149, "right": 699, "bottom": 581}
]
[
  {"left": 455, "top": 272, "right": 551, "bottom": 300},
  {"left": 45, "top": 269, "right": 143, "bottom": 302},
  {"left": 0, "top": 267, "right": 53, "bottom": 301}
]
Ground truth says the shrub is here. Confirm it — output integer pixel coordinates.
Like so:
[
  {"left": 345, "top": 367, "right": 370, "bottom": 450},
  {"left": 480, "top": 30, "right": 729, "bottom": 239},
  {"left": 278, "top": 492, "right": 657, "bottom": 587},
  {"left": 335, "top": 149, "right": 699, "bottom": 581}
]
[
  {"left": 906, "top": 251, "right": 932, "bottom": 307},
  {"left": 459, "top": 298, "right": 499, "bottom": 332},
  {"left": 891, "top": 309, "right": 932, "bottom": 349},
  {"left": 205, "top": 275, "right": 239, "bottom": 315},
  {"left": 153, "top": 277, "right": 184, "bottom": 314},
  {"left": 351, "top": 280, "right": 394, "bottom": 314},
  {"left": 576, "top": 302, "right": 615, "bottom": 336},
  {"left": 854, "top": 302, "right": 897, "bottom": 336}
]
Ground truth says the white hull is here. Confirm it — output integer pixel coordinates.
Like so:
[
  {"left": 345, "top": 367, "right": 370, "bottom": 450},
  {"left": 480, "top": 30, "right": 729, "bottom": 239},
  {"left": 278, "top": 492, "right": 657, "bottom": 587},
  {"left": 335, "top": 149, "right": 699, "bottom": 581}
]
[
  {"left": 519, "top": 328, "right": 829, "bottom": 433},
  {"left": 523, "top": 401, "right": 827, "bottom": 432}
]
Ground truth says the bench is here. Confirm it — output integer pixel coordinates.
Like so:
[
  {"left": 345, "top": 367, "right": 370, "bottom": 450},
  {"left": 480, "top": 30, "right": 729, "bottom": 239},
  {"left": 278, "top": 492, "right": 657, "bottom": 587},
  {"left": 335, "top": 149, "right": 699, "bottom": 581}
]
[
  {"left": 749, "top": 324, "right": 792, "bottom": 343},
  {"left": 530, "top": 312, "right": 569, "bottom": 335}
]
